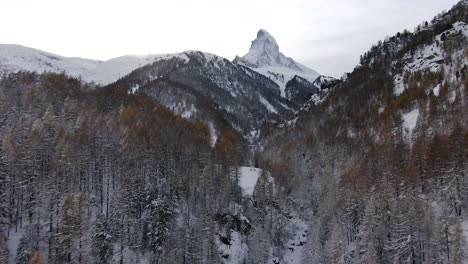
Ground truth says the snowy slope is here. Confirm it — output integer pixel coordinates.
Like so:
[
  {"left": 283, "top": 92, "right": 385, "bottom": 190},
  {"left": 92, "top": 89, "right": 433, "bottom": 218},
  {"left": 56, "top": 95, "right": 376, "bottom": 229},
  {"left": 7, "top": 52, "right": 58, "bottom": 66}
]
[
  {"left": 393, "top": 21, "right": 468, "bottom": 95},
  {"left": 0, "top": 44, "right": 190, "bottom": 85},
  {"left": 0, "top": 44, "right": 100, "bottom": 79},
  {"left": 238, "top": 167, "right": 262, "bottom": 196},
  {"left": 234, "top": 29, "right": 320, "bottom": 97}
]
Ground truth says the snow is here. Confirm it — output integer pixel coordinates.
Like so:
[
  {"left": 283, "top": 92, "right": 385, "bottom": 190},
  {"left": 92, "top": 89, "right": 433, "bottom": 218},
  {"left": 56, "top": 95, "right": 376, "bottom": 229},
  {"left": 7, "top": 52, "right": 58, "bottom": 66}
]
[
  {"left": 238, "top": 167, "right": 262, "bottom": 196},
  {"left": 251, "top": 66, "right": 319, "bottom": 97},
  {"left": 403, "top": 42, "right": 444, "bottom": 73},
  {"left": 7, "top": 226, "right": 24, "bottom": 263},
  {"left": 432, "top": 84, "right": 441, "bottom": 96},
  {"left": 235, "top": 29, "right": 320, "bottom": 98},
  {"left": 402, "top": 108, "right": 419, "bottom": 140},
  {"left": 282, "top": 217, "right": 308, "bottom": 264},
  {"left": 259, "top": 96, "right": 278, "bottom": 113},
  {"left": 394, "top": 74, "right": 406, "bottom": 96},
  {"left": 130, "top": 84, "right": 140, "bottom": 94},
  {"left": 169, "top": 100, "right": 196, "bottom": 118},
  {"left": 246, "top": 129, "right": 260, "bottom": 144},
  {"left": 452, "top": 21, "right": 468, "bottom": 37},
  {"left": 179, "top": 103, "right": 197, "bottom": 119},
  {"left": 216, "top": 230, "right": 248, "bottom": 264},
  {"left": 0, "top": 44, "right": 99, "bottom": 79},
  {"left": 0, "top": 44, "right": 190, "bottom": 85},
  {"left": 208, "top": 122, "right": 218, "bottom": 147},
  {"left": 399, "top": 22, "right": 468, "bottom": 76},
  {"left": 312, "top": 75, "right": 336, "bottom": 90}
]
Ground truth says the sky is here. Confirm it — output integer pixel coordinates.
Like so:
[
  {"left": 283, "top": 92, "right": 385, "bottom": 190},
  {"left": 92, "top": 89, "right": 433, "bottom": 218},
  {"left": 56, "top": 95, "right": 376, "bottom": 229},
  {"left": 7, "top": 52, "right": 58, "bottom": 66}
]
[{"left": 0, "top": 0, "right": 460, "bottom": 77}]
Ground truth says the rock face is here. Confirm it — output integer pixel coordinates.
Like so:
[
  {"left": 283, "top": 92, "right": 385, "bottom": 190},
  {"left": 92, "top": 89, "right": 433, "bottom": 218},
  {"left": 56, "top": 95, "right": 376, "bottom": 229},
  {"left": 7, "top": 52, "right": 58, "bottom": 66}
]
[{"left": 285, "top": 76, "right": 319, "bottom": 108}]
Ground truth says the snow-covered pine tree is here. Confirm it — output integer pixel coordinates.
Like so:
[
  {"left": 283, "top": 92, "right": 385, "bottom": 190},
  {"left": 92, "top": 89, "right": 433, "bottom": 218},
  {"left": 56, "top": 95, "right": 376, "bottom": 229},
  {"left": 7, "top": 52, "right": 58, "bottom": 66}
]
[
  {"left": 92, "top": 213, "right": 113, "bottom": 264},
  {"left": 144, "top": 188, "right": 177, "bottom": 263},
  {"left": 449, "top": 217, "right": 465, "bottom": 264},
  {"left": 15, "top": 232, "right": 36, "bottom": 264},
  {"left": 184, "top": 226, "right": 201, "bottom": 264}
]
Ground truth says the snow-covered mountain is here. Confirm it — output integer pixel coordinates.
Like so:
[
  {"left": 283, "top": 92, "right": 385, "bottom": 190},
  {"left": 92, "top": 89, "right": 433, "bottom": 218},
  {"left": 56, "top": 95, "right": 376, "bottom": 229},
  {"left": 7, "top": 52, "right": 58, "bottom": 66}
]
[
  {"left": 234, "top": 29, "right": 321, "bottom": 97},
  {"left": 115, "top": 50, "right": 296, "bottom": 138},
  {"left": 0, "top": 43, "right": 313, "bottom": 140},
  {"left": 0, "top": 35, "right": 329, "bottom": 139},
  {"left": 0, "top": 44, "right": 188, "bottom": 85}
]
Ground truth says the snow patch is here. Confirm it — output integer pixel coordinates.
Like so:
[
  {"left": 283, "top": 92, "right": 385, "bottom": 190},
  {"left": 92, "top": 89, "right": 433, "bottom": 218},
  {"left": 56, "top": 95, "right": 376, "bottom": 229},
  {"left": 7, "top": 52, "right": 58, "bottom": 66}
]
[
  {"left": 216, "top": 231, "right": 248, "bottom": 264},
  {"left": 7, "top": 226, "right": 24, "bottom": 263},
  {"left": 208, "top": 122, "right": 218, "bottom": 147},
  {"left": 402, "top": 108, "right": 419, "bottom": 141},
  {"left": 394, "top": 74, "right": 406, "bottom": 96},
  {"left": 238, "top": 167, "right": 262, "bottom": 196},
  {"left": 282, "top": 218, "right": 308, "bottom": 264},
  {"left": 432, "top": 84, "right": 441, "bottom": 96},
  {"left": 130, "top": 84, "right": 140, "bottom": 94},
  {"left": 259, "top": 96, "right": 278, "bottom": 113}
]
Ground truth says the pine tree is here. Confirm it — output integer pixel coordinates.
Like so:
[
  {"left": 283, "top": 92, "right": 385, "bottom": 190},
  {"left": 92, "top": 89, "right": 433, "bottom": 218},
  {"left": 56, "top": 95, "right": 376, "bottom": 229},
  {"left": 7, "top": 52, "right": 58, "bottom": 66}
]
[
  {"left": 145, "top": 190, "right": 177, "bottom": 263},
  {"left": 444, "top": 123, "right": 466, "bottom": 216},
  {"left": 184, "top": 226, "right": 201, "bottom": 264},
  {"left": 358, "top": 194, "right": 384, "bottom": 264},
  {"left": 326, "top": 224, "right": 345, "bottom": 264},
  {"left": 92, "top": 213, "right": 113, "bottom": 264},
  {"left": 449, "top": 218, "right": 465, "bottom": 264},
  {"left": 75, "top": 192, "right": 88, "bottom": 264},
  {"left": 438, "top": 205, "right": 453, "bottom": 263},
  {"left": 15, "top": 234, "right": 35, "bottom": 264}
]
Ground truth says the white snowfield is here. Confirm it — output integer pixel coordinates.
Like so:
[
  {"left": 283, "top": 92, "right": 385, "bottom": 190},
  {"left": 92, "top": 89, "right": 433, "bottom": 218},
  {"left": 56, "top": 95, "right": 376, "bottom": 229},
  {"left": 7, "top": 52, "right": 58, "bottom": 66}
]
[
  {"left": 235, "top": 29, "right": 320, "bottom": 97},
  {"left": 0, "top": 44, "right": 189, "bottom": 85},
  {"left": 402, "top": 107, "right": 419, "bottom": 143},
  {"left": 238, "top": 167, "right": 262, "bottom": 196},
  {"left": 402, "top": 108, "right": 419, "bottom": 133}
]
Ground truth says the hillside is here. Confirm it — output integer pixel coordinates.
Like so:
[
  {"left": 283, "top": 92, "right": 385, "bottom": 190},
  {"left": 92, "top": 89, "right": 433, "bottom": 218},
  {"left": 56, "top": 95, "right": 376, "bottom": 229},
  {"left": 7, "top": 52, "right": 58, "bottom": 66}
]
[{"left": 259, "top": 1, "right": 468, "bottom": 262}]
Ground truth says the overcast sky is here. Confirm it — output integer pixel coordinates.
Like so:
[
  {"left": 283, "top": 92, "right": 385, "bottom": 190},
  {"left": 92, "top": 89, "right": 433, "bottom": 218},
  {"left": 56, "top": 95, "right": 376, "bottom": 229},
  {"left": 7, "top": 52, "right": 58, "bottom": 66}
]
[{"left": 0, "top": 0, "right": 460, "bottom": 77}]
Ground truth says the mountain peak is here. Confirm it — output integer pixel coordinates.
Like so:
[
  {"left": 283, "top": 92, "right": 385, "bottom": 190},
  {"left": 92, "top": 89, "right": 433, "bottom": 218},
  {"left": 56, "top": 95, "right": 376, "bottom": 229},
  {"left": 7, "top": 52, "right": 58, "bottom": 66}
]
[
  {"left": 234, "top": 29, "right": 321, "bottom": 97},
  {"left": 242, "top": 29, "right": 282, "bottom": 68},
  {"left": 255, "top": 29, "right": 278, "bottom": 48},
  {"left": 239, "top": 29, "right": 318, "bottom": 76}
]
